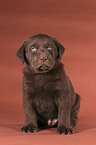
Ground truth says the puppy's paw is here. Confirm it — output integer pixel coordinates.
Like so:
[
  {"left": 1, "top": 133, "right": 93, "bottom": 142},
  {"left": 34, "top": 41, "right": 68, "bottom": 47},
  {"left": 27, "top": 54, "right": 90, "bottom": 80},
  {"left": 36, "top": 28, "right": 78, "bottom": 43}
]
[
  {"left": 21, "top": 125, "right": 38, "bottom": 133},
  {"left": 57, "top": 126, "right": 74, "bottom": 135}
]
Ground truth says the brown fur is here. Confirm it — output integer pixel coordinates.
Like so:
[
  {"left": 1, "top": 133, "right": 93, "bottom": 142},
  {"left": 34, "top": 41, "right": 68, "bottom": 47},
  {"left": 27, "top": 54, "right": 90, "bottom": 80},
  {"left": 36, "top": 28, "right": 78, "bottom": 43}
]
[{"left": 16, "top": 34, "right": 80, "bottom": 134}]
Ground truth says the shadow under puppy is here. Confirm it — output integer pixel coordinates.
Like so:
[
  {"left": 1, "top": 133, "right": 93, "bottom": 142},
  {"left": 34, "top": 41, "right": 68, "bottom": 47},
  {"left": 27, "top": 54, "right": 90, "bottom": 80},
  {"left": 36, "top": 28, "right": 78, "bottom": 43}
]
[{"left": 16, "top": 34, "right": 80, "bottom": 135}]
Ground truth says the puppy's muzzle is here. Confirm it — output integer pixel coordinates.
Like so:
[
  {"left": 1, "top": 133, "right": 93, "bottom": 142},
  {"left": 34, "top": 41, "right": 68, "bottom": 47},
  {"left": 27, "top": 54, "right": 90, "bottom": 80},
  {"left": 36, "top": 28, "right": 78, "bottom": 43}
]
[{"left": 38, "top": 64, "right": 49, "bottom": 71}]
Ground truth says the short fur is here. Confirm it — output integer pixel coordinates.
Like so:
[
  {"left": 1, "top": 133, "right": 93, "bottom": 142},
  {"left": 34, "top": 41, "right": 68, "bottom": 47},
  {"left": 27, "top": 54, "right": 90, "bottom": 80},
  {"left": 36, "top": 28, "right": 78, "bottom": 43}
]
[{"left": 16, "top": 34, "right": 80, "bottom": 134}]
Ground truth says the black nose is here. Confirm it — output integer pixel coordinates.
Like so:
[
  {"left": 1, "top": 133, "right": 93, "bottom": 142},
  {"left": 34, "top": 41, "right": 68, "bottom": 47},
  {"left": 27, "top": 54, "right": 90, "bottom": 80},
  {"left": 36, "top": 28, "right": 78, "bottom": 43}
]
[{"left": 40, "top": 56, "right": 48, "bottom": 61}]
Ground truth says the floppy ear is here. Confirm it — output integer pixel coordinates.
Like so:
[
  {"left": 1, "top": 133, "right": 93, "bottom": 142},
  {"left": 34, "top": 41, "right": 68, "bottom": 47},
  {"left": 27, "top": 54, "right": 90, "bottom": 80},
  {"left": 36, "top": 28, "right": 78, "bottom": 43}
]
[
  {"left": 57, "top": 41, "right": 65, "bottom": 59},
  {"left": 16, "top": 41, "right": 26, "bottom": 64},
  {"left": 55, "top": 40, "right": 65, "bottom": 60}
]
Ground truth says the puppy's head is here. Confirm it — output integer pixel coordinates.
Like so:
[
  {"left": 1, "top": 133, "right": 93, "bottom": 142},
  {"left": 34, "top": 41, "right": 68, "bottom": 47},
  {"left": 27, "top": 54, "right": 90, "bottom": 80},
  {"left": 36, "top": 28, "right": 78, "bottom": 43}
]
[{"left": 16, "top": 34, "right": 65, "bottom": 73}]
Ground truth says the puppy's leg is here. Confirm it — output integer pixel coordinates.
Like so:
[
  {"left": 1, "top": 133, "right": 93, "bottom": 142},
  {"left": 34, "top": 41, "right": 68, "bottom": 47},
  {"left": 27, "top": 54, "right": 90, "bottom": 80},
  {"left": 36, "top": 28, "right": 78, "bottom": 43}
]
[
  {"left": 70, "top": 93, "right": 80, "bottom": 127},
  {"left": 57, "top": 93, "right": 73, "bottom": 135},
  {"left": 21, "top": 94, "right": 38, "bottom": 133}
]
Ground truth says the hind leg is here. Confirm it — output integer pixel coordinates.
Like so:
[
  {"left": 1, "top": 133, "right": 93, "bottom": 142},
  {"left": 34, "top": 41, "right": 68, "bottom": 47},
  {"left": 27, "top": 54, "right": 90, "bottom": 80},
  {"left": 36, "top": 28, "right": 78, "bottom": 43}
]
[
  {"left": 70, "top": 93, "right": 80, "bottom": 128},
  {"left": 70, "top": 113, "right": 78, "bottom": 128}
]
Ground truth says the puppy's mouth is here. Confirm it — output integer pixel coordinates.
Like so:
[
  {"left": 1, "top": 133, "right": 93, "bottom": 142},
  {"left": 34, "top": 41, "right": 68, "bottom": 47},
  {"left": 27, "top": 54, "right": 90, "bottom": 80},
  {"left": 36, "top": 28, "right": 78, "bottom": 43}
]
[{"left": 37, "top": 64, "right": 49, "bottom": 71}]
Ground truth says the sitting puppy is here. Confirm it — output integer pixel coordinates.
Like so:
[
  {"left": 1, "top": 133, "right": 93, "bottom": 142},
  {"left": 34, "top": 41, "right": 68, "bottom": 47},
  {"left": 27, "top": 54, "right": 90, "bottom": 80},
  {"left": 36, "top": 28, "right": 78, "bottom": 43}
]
[{"left": 16, "top": 34, "right": 80, "bottom": 135}]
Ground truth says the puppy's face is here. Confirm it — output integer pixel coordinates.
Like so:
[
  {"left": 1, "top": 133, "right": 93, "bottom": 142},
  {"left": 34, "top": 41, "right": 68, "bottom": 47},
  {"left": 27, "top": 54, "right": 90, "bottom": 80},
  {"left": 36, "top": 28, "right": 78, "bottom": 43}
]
[
  {"left": 16, "top": 34, "right": 65, "bottom": 73},
  {"left": 25, "top": 35, "right": 57, "bottom": 73}
]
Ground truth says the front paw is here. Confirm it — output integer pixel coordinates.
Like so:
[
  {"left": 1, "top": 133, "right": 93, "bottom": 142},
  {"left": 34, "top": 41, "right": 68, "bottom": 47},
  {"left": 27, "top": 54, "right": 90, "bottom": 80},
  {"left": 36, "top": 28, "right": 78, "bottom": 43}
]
[
  {"left": 21, "top": 125, "right": 38, "bottom": 133},
  {"left": 57, "top": 126, "right": 74, "bottom": 135}
]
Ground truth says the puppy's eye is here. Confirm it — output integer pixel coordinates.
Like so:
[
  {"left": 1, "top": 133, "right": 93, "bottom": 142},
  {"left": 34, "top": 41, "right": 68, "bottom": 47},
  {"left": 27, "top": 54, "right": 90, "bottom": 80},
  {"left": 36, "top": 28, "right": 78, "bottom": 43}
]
[
  {"left": 29, "top": 47, "right": 37, "bottom": 52},
  {"left": 47, "top": 47, "right": 52, "bottom": 51}
]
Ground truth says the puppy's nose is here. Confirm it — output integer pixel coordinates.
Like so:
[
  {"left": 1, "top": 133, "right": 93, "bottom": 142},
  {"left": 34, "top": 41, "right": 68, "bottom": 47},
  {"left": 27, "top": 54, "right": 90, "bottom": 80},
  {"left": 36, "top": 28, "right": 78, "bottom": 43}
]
[{"left": 40, "top": 56, "right": 48, "bottom": 61}]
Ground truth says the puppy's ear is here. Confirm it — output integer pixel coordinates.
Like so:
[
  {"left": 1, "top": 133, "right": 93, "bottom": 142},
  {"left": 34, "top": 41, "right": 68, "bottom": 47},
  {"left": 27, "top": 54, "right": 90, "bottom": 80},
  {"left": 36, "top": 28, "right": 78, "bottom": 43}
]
[
  {"left": 56, "top": 40, "right": 65, "bottom": 60},
  {"left": 16, "top": 41, "right": 27, "bottom": 64}
]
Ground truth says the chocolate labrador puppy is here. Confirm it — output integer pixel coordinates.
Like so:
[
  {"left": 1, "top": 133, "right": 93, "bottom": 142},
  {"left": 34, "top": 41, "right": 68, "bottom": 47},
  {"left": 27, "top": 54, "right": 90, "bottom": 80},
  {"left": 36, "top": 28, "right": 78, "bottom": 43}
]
[{"left": 16, "top": 34, "right": 80, "bottom": 134}]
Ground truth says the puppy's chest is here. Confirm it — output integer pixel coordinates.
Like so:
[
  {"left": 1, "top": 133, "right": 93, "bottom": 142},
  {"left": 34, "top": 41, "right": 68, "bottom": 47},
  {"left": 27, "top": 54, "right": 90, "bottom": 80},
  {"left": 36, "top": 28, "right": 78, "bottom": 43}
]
[
  {"left": 33, "top": 75, "right": 54, "bottom": 92},
  {"left": 31, "top": 76, "right": 57, "bottom": 117}
]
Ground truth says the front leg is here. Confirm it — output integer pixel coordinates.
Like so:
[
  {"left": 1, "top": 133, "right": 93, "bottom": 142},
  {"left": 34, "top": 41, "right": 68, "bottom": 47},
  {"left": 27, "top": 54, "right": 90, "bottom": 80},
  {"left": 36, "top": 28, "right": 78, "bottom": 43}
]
[
  {"left": 21, "top": 93, "right": 38, "bottom": 133},
  {"left": 57, "top": 93, "right": 73, "bottom": 135}
]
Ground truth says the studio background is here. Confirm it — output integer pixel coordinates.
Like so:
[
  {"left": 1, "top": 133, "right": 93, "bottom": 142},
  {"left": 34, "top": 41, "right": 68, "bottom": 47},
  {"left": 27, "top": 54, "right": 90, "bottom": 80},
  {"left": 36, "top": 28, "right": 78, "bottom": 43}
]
[{"left": 0, "top": 0, "right": 96, "bottom": 144}]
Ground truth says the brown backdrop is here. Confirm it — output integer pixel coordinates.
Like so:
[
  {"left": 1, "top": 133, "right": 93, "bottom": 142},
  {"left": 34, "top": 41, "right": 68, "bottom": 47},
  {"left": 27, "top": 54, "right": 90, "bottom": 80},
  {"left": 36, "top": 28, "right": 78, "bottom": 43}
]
[{"left": 0, "top": 0, "right": 96, "bottom": 144}]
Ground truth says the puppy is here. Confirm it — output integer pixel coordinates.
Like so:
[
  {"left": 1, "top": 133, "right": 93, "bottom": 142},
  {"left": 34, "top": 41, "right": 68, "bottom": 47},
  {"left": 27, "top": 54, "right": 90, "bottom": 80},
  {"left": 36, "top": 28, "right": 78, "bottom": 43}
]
[{"left": 16, "top": 34, "right": 80, "bottom": 134}]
